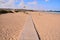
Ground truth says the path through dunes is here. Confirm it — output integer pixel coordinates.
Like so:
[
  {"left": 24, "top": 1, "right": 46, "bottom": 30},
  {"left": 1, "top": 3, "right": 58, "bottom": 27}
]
[
  {"left": 20, "top": 14, "right": 40, "bottom": 40},
  {"left": 0, "top": 11, "right": 60, "bottom": 40},
  {"left": 0, "top": 12, "right": 28, "bottom": 40}
]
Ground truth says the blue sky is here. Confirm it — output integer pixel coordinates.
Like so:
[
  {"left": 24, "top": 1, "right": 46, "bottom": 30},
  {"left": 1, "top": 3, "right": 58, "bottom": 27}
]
[{"left": 0, "top": 0, "right": 60, "bottom": 11}]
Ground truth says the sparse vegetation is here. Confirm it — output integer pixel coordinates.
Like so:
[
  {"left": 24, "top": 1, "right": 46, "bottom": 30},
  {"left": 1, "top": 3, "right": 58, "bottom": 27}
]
[
  {"left": 0, "top": 9, "right": 13, "bottom": 14},
  {"left": 0, "top": 9, "right": 38, "bottom": 15}
]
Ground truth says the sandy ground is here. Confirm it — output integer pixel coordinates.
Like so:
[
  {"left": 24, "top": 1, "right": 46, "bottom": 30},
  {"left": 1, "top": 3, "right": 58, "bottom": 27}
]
[
  {"left": 31, "top": 12, "right": 60, "bottom": 40},
  {"left": 0, "top": 12, "right": 28, "bottom": 40},
  {"left": 0, "top": 11, "right": 60, "bottom": 40}
]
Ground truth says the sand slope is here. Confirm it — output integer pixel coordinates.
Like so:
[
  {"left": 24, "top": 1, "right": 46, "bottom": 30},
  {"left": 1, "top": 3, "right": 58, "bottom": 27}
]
[
  {"left": 0, "top": 12, "right": 28, "bottom": 40},
  {"left": 31, "top": 12, "right": 60, "bottom": 40}
]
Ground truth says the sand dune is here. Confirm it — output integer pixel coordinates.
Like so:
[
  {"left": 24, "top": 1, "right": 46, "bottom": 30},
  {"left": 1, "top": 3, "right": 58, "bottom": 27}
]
[
  {"left": 0, "top": 12, "right": 28, "bottom": 40},
  {"left": 31, "top": 12, "right": 60, "bottom": 40},
  {"left": 0, "top": 11, "right": 60, "bottom": 40}
]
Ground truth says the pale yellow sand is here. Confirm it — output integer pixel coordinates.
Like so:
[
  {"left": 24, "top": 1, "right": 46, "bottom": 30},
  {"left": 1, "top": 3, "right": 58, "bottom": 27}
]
[
  {"left": 31, "top": 12, "right": 60, "bottom": 40},
  {"left": 0, "top": 12, "right": 28, "bottom": 40}
]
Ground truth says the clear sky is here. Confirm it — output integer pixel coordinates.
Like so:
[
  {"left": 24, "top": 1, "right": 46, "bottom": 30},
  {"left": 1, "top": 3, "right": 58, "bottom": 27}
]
[{"left": 0, "top": 0, "right": 60, "bottom": 11}]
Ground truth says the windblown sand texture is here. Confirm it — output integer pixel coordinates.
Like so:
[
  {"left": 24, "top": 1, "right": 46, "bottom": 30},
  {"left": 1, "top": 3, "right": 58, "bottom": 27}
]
[{"left": 0, "top": 12, "right": 28, "bottom": 40}]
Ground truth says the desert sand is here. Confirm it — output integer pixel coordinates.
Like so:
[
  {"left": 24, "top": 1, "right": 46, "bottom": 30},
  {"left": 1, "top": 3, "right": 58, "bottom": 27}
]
[{"left": 0, "top": 11, "right": 60, "bottom": 40}]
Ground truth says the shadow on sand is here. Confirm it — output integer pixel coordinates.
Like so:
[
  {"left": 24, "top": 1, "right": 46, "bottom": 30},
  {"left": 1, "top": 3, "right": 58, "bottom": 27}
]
[
  {"left": 31, "top": 15, "right": 41, "bottom": 40},
  {"left": 33, "top": 21, "right": 41, "bottom": 40}
]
